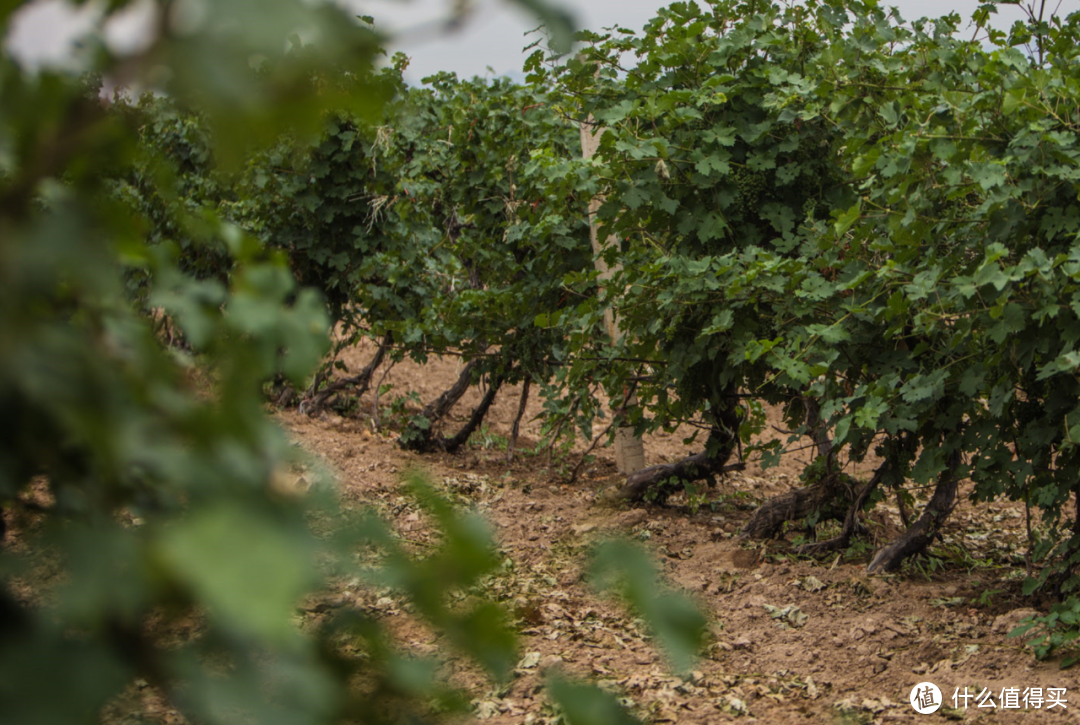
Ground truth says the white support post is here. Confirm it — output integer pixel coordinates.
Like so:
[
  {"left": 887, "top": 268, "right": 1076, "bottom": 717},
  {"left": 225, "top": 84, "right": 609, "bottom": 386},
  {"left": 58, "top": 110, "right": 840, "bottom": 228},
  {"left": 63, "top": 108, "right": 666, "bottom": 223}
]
[{"left": 580, "top": 119, "right": 646, "bottom": 475}]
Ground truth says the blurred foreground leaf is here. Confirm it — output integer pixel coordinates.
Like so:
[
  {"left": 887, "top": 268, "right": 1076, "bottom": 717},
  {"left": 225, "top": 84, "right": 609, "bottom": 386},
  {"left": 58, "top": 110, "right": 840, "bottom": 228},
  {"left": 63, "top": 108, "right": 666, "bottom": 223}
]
[{"left": 589, "top": 539, "right": 707, "bottom": 674}]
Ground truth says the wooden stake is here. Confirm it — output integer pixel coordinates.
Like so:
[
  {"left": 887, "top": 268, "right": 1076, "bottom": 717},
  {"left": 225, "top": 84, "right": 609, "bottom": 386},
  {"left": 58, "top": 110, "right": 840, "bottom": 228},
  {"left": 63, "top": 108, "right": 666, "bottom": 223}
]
[{"left": 580, "top": 118, "right": 646, "bottom": 475}]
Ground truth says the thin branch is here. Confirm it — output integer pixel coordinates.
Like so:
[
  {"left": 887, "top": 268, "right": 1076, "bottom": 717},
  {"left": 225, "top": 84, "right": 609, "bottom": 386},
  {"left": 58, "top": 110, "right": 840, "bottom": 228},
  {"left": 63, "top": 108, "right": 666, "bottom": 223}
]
[
  {"left": 506, "top": 377, "right": 532, "bottom": 463},
  {"left": 568, "top": 417, "right": 617, "bottom": 485}
]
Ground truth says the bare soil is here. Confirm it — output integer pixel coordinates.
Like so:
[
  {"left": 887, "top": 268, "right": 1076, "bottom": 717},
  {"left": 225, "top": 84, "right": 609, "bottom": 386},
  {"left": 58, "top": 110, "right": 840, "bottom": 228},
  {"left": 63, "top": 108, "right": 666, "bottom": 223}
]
[{"left": 280, "top": 352, "right": 1080, "bottom": 724}]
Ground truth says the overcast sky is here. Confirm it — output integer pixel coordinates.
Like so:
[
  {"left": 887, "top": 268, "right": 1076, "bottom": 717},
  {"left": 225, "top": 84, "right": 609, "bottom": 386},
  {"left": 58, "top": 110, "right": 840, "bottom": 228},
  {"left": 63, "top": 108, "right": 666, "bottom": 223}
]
[
  {"left": 4, "top": 0, "right": 1044, "bottom": 85},
  {"left": 358, "top": 0, "right": 1035, "bottom": 83}
]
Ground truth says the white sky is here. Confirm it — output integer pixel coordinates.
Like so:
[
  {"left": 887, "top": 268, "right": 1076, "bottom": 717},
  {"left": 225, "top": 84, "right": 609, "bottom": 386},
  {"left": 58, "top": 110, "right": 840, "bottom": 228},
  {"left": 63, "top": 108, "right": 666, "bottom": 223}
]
[
  {"left": 4, "top": 0, "right": 1047, "bottom": 84},
  {"left": 358, "top": 0, "right": 1036, "bottom": 82}
]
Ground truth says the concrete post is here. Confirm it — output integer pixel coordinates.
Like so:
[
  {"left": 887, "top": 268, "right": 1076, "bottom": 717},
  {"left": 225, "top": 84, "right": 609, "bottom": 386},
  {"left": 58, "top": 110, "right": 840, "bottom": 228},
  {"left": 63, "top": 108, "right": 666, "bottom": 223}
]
[{"left": 580, "top": 119, "right": 646, "bottom": 475}]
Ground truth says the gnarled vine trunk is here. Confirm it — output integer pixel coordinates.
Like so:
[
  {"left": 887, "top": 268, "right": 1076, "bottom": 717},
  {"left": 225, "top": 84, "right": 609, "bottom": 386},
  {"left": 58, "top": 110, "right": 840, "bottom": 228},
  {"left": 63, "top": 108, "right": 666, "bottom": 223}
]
[
  {"left": 399, "top": 359, "right": 505, "bottom": 454},
  {"left": 740, "top": 395, "right": 851, "bottom": 540},
  {"left": 505, "top": 377, "right": 531, "bottom": 463},
  {"left": 303, "top": 331, "right": 391, "bottom": 415},
  {"left": 740, "top": 476, "right": 854, "bottom": 540},
  {"left": 793, "top": 465, "right": 884, "bottom": 556},
  {"left": 439, "top": 375, "right": 504, "bottom": 453},
  {"left": 399, "top": 358, "right": 482, "bottom": 452},
  {"left": 614, "top": 390, "right": 742, "bottom": 501},
  {"left": 866, "top": 450, "right": 961, "bottom": 573}
]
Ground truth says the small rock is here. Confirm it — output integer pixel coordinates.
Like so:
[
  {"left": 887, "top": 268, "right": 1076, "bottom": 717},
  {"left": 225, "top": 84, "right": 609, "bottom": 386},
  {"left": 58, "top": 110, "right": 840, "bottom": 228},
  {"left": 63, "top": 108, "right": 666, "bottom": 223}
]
[
  {"left": 474, "top": 700, "right": 499, "bottom": 719},
  {"left": 539, "top": 654, "right": 563, "bottom": 672},
  {"left": 992, "top": 608, "right": 1040, "bottom": 635},
  {"left": 745, "top": 595, "right": 767, "bottom": 609},
  {"left": 850, "top": 624, "right": 876, "bottom": 641},
  {"left": 725, "top": 696, "right": 748, "bottom": 715},
  {"left": 862, "top": 699, "right": 882, "bottom": 712},
  {"left": 518, "top": 651, "right": 541, "bottom": 669},
  {"left": 616, "top": 509, "right": 646, "bottom": 527}
]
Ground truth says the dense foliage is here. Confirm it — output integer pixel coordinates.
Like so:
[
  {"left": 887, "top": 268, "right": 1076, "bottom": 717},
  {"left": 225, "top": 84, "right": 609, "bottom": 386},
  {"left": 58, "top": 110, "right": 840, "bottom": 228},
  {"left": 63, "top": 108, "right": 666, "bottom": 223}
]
[
  {"left": 528, "top": 0, "right": 1080, "bottom": 655},
  {"left": 0, "top": 1, "right": 702, "bottom": 724},
  {"left": 6, "top": 1, "right": 1080, "bottom": 723},
  {"left": 118, "top": 0, "right": 1080, "bottom": 665},
  {"left": 126, "top": 60, "right": 598, "bottom": 443}
]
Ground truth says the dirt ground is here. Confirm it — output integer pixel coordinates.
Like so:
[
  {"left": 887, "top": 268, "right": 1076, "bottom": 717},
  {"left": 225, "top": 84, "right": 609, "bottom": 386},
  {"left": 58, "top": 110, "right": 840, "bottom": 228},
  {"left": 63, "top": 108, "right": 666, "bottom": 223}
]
[{"left": 279, "top": 350, "right": 1080, "bottom": 724}]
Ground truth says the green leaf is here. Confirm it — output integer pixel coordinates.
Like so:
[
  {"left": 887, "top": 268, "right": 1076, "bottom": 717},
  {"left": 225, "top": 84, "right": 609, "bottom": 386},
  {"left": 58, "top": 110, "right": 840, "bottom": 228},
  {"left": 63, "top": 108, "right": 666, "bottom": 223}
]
[
  {"left": 878, "top": 101, "right": 900, "bottom": 128},
  {"left": 969, "top": 161, "right": 1008, "bottom": 191},
  {"left": 455, "top": 602, "right": 519, "bottom": 679},
  {"left": 852, "top": 148, "right": 879, "bottom": 177},
  {"left": 834, "top": 202, "right": 861, "bottom": 236},
  {"left": 1002, "top": 89, "right": 1026, "bottom": 115},
  {"left": 510, "top": 0, "right": 576, "bottom": 53},
  {"left": 702, "top": 310, "right": 734, "bottom": 335},
  {"left": 834, "top": 415, "right": 852, "bottom": 445},
  {"left": 547, "top": 676, "right": 641, "bottom": 725},
  {"left": 159, "top": 504, "right": 315, "bottom": 644},
  {"left": 590, "top": 540, "right": 706, "bottom": 673}
]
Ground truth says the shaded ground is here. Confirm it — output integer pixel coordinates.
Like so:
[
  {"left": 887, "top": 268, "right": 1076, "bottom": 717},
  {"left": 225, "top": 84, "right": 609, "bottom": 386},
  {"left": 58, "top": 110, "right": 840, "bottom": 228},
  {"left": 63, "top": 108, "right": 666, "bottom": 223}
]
[{"left": 277, "top": 353, "right": 1080, "bottom": 724}]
